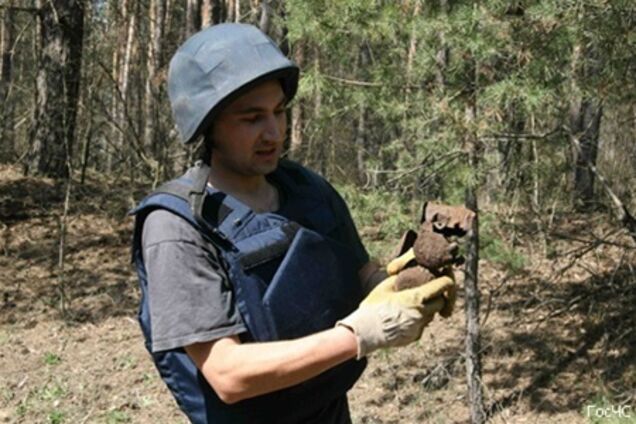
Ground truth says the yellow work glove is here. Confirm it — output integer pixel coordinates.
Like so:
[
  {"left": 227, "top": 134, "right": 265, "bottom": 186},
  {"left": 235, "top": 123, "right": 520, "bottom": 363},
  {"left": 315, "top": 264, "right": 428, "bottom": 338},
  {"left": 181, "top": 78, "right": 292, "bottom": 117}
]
[
  {"left": 337, "top": 274, "right": 453, "bottom": 359},
  {"left": 386, "top": 249, "right": 457, "bottom": 318}
]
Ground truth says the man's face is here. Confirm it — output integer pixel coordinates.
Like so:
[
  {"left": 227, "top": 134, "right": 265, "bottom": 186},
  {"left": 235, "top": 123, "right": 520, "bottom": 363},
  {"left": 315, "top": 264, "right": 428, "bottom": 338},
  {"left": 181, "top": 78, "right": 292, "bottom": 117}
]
[{"left": 210, "top": 79, "right": 287, "bottom": 178}]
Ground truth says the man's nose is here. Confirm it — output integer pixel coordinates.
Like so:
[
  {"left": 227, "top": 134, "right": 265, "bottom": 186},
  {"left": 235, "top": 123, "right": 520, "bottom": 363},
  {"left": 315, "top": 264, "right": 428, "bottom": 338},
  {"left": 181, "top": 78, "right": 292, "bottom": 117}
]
[{"left": 262, "top": 114, "right": 282, "bottom": 141}]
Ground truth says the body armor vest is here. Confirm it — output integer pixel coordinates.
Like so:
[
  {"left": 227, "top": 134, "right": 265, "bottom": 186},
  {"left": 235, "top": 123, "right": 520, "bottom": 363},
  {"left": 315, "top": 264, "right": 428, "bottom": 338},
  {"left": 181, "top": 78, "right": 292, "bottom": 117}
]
[{"left": 131, "top": 160, "right": 366, "bottom": 423}]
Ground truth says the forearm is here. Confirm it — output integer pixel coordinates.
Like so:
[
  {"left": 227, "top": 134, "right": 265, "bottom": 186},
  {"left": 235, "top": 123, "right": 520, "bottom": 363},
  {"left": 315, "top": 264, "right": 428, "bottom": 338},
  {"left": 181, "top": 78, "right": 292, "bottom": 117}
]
[
  {"left": 186, "top": 326, "right": 357, "bottom": 403},
  {"left": 187, "top": 261, "right": 387, "bottom": 404}
]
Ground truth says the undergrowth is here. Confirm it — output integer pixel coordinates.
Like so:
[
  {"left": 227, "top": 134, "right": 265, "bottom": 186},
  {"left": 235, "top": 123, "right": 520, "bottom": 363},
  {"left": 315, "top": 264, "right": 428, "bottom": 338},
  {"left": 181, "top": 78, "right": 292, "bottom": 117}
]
[
  {"left": 479, "top": 212, "right": 527, "bottom": 274},
  {"left": 335, "top": 184, "right": 416, "bottom": 261}
]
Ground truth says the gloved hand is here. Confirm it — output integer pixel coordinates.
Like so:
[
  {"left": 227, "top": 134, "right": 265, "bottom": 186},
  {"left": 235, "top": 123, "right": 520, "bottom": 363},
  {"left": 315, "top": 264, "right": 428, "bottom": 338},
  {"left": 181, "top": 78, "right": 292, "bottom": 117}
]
[
  {"left": 386, "top": 249, "right": 458, "bottom": 319},
  {"left": 361, "top": 273, "right": 454, "bottom": 306},
  {"left": 337, "top": 274, "right": 453, "bottom": 359}
]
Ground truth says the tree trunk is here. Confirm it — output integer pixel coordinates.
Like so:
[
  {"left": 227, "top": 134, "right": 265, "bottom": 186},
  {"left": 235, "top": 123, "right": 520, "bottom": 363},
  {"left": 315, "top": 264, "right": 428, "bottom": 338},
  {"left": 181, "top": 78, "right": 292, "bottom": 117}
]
[
  {"left": 144, "top": 0, "right": 166, "bottom": 161},
  {"left": 106, "top": 1, "right": 121, "bottom": 172},
  {"left": 570, "top": 98, "right": 602, "bottom": 210},
  {"left": 214, "top": 0, "right": 224, "bottom": 23},
  {"left": 569, "top": 38, "right": 603, "bottom": 211},
  {"left": 435, "top": 0, "right": 449, "bottom": 88},
  {"left": 175, "top": 0, "right": 201, "bottom": 172},
  {"left": 201, "top": 0, "right": 212, "bottom": 27},
  {"left": 115, "top": 0, "right": 137, "bottom": 169},
  {"left": 186, "top": 0, "right": 201, "bottom": 37},
  {"left": 290, "top": 39, "right": 304, "bottom": 157},
  {"left": 498, "top": 102, "right": 524, "bottom": 195},
  {"left": 464, "top": 181, "right": 485, "bottom": 424},
  {"left": 201, "top": 0, "right": 223, "bottom": 27},
  {"left": 463, "top": 59, "right": 486, "bottom": 424},
  {"left": 405, "top": 0, "right": 421, "bottom": 89},
  {"left": 313, "top": 45, "right": 324, "bottom": 175},
  {"left": 226, "top": 0, "right": 235, "bottom": 23},
  {"left": 165, "top": 0, "right": 174, "bottom": 32},
  {"left": 290, "top": 100, "right": 303, "bottom": 156},
  {"left": 0, "top": 2, "right": 15, "bottom": 162},
  {"left": 259, "top": 0, "right": 272, "bottom": 34},
  {"left": 80, "top": 84, "right": 93, "bottom": 185},
  {"left": 355, "top": 101, "right": 366, "bottom": 182},
  {"left": 399, "top": 0, "right": 421, "bottom": 159},
  {"left": 355, "top": 45, "right": 370, "bottom": 182},
  {"left": 30, "top": 0, "right": 84, "bottom": 178}
]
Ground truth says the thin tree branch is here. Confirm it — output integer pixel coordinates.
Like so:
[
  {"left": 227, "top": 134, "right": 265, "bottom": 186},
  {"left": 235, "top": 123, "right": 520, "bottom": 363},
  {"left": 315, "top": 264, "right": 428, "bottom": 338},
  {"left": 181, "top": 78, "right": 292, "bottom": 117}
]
[
  {"left": 480, "top": 127, "right": 562, "bottom": 141},
  {"left": 0, "top": 5, "right": 39, "bottom": 14},
  {"left": 323, "top": 74, "right": 384, "bottom": 87},
  {"left": 94, "top": 58, "right": 154, "bottom": 169}
]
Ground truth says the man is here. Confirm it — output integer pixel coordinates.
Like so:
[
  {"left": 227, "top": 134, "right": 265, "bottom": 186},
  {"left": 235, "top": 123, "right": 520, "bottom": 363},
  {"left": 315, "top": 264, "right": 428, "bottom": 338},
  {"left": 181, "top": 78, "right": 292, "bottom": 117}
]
[{"left": 131, "top": 23, "right": 455, "bottom": 423}]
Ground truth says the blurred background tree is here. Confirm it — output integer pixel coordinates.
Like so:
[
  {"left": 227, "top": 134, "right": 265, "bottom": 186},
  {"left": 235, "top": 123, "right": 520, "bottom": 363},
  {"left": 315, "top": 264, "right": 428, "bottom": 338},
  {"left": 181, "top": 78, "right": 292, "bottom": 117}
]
[{"left": 1, "top": 0, "right": 633, "bottom": 211}]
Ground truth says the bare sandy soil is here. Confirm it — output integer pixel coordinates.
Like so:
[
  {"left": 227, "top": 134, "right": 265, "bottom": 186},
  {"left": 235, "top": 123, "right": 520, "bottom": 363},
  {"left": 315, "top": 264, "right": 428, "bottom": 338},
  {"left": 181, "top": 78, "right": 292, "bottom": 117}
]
[{"left": 0, "top": 165, "right": 634, "bottom": 423}]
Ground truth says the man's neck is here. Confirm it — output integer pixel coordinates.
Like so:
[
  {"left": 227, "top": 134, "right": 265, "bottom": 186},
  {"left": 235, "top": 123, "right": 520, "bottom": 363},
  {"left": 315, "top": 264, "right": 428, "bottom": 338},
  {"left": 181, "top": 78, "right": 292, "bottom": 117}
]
[
  {"left": 207, "top": 165, "right": 278, "bottom": 213},
  {"left": 207, "top": 165, "right": 266, "bottom": 196}
]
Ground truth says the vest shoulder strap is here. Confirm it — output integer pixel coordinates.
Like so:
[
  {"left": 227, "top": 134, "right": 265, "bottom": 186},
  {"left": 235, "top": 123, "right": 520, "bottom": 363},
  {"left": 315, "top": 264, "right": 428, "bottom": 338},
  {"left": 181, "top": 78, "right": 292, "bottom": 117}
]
[{"left": 147, "top": 162, "right": 239, "bottom": 251}]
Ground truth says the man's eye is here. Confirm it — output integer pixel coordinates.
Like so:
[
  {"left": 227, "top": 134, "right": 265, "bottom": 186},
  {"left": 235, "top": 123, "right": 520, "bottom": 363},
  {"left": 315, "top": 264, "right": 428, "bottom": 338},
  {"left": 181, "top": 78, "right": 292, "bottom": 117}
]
[{"left": 242, "top": 115, "right": 260, "bottom": 123}]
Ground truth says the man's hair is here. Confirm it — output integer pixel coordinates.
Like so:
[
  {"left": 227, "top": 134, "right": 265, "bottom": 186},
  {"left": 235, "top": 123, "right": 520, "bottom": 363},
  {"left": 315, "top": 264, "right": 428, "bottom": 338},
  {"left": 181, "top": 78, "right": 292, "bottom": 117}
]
[{"left": 198, "top": 133, "right": 213, "bottom": 166}]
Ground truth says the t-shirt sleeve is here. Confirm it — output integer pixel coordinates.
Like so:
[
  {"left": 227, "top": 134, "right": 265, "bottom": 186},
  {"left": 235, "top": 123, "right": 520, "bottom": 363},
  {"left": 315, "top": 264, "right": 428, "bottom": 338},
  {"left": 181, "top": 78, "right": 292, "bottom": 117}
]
[
  {"left": 323, "top": 182, "right": 370, "bottom": 271},
  {"left": 141, "top": 209, "right": 246, "bottom": 353}
]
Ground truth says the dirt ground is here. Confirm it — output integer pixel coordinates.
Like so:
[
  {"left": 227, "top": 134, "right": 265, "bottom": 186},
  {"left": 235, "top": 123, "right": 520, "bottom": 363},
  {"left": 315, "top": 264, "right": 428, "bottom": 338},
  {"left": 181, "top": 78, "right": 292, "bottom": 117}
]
[{"left": 0, "top": 165, "right": 634, "bottom": 423}]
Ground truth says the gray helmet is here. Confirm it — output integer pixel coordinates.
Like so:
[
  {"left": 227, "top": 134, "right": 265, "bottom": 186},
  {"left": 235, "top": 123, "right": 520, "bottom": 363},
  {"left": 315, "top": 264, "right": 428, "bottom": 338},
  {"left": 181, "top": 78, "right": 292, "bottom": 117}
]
[{"left": 168, "top": 23, "right": 299, "bottom": 144}]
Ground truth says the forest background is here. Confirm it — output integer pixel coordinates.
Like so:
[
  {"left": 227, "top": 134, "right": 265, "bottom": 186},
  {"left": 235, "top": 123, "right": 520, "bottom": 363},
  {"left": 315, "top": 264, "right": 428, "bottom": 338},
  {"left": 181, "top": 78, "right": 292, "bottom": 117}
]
[{"left": 0, "top": 0, "right": 635, "bottom": 423}]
